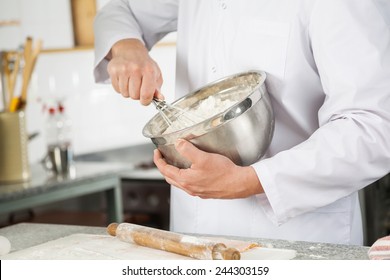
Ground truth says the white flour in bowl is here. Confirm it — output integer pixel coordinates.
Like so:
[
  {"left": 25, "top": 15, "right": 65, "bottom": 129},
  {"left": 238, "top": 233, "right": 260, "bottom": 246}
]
[{"left": 163, "top": 95, "right": 237, "bottom": 134}]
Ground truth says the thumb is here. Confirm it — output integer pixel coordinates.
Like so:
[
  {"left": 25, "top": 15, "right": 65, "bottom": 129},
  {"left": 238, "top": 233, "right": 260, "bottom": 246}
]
[
  {"left": 154, "top": 88, "right": 164, "bottom": 101},
  {"left": 175, "top": 139, "right": 208, "bottom": 166}
]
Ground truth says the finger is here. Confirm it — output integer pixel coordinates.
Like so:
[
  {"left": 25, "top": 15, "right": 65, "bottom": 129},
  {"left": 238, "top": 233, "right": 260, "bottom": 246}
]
[
  {"left": 128, "top": 73, "right": 142, "bottom": 100},
  {"left": 155, "top": 149, "right": 205, "bottom": 197},
  {"left": 175, "top": 139, "right": 208, "bottom": 167},
  {"left": 165, "top": 175, "right": 198, "bottom": 197},
  {"left": 157, "top": 71, "right": 163, "bottom": 89},
  {"left": 109, "top": 73, "right": 121, "bottom": 93},
  {"left": 153, "top": 149, "right": 182, "bottom": 179},
  {"left": 153, "top": 148, "right": 164, "bottom": 162},
  {"left": 107, "top": 62, "right": 122, "bottom": 94},
  {"left": 118, "top": 75, "right": 130, "bottom": 98},
  {"left": 140, "top": 72, "right": 159, "bottom": 105},
  {"left": 153, "top": 148, "right": 170, "bottom": 172},
  {"left": 155, "top": 66, "right": 164, "bottom": 97},
  {"left": 154, "top": 88, "right": 165, "bottom": 101},
  {"left": 153, "top": 148, "right": 197, "bottom": 191},
  {"left": 153, "top": 149, "right": 185, "bottom": 187},
  {"left": 164, "top": 176, "right": 184, "bottom": 191}
]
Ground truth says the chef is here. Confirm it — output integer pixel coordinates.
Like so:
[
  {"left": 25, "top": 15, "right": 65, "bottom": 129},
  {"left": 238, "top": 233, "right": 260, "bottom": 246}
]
[{"left": 93, "top": 0, "right": 390, "bottom": 245}]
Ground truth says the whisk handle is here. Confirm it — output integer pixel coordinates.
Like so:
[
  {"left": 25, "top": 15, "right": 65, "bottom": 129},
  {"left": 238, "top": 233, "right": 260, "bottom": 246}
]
[{"left": 152, "top": 98, "right": 167, "bottom": 111}]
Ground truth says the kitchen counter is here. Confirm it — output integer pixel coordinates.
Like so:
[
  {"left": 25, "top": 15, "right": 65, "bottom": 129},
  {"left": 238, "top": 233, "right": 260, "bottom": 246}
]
[
  {"left": 0, "top": 162, "right": 129, "bottom": 223},
  {"left": 0, "top": 142, "right": 163, "bottom": 220},
  {"left": 0, "top": 162, "right": 127, "bottom": 200},
  {"left": 0, "top": 223, "right": 370, "bottom": 260}
]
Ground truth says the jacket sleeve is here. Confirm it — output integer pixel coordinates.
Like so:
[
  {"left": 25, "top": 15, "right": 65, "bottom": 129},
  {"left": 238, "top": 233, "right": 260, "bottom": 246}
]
[
  {"left": 93, "top": 0, "right": 178, "bottom": 83},
  {"left": 254, "top": 0, "right": 390, "bottom": 225}
]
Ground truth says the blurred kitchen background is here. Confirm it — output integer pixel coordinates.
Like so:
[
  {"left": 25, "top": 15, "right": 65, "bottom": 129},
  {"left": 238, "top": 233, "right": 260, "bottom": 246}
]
[
  {"left": 0, "top": 0, "right": 388, "bottom": 246},
  {"left": 0, "top": 0, "right": 174, "bottom": 233}
]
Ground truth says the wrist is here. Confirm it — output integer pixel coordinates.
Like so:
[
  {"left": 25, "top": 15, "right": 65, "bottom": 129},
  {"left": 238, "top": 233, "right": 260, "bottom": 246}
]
[
  {"left": 110, "top": 38, "right": 146, "bottom": 58},
  {"left": 243, "top": 166, "right": 264, "bottom": 196}
]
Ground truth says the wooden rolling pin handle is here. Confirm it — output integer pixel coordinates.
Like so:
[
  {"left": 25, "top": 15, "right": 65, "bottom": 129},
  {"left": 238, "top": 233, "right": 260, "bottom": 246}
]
[
  {"left": 212, "top": 243, "right": 241, "bottom": 260},
  {"left": 107, "top": 223, "right": 241, "bottom": 260},
  {"left": 107, "top": 222, "right": 118, "bottom": 236}
]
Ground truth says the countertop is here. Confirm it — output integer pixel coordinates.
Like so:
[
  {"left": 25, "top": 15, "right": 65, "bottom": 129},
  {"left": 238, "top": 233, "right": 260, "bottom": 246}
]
[
  {"left": 0, "top": 142, "right": 164, "bottom": 203},
  {"left": 0, "top": 162, "right": 128, "bottom": 201},
  {"left": 0, "top": 223, "right": 370, "bottom": 260}
]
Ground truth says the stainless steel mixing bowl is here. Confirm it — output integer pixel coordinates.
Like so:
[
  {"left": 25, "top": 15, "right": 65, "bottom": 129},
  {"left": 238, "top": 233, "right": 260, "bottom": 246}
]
[{"left": 142, "top": 70, "right": 274, "bottom": 168}]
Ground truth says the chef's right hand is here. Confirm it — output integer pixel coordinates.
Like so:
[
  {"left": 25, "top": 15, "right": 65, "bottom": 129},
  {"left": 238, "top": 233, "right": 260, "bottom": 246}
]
[{"left": 107, "top": 39, "right": 164, "bottom": 105}]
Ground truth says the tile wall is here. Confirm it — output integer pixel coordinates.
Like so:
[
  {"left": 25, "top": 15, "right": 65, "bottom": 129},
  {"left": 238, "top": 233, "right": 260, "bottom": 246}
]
[{"left": 0, "top": 0, "right": 74, "bottom": 49}]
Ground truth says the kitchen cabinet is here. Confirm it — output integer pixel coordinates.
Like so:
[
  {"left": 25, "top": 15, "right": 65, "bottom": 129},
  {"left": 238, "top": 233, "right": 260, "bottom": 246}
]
[
  {"left": 121, "top": 178, "right": 170, "bottom": 230},
  {"left": 70, "top": 0, "right": 96, "bottom": 47},
  {"left": 0, "top": 162, "right": 125, "bottom": 226}
]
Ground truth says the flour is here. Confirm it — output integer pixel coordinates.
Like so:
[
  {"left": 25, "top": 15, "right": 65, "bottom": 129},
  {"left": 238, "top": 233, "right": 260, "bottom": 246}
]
[
  {"left": 163, "top": 95, "right": 237, "bottom": 134},
  {"left": 0, "top": 236, "right": 11, "bottom": 256},
  {"left": 180, "top": 236, "right": 206, "bottom": 245},
  {"left": 1, "top": 233, "right": 296, "bottom": 260}
]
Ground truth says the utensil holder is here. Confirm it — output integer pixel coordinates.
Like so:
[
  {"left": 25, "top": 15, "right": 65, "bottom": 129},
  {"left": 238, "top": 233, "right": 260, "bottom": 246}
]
[{"left": 0, "top": 111, "right": 30, "bottom": 183}]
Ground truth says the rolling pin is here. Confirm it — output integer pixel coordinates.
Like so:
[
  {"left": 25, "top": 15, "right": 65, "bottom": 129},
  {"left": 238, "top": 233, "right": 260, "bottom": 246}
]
[{"left": 107, "top": 223, "right": 240, "bottom": 260}]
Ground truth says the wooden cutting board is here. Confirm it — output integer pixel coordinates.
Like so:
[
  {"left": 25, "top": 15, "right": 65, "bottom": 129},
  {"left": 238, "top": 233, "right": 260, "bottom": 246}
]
[{"left": 1, "top": 234, "right": 296, "bottom": 260}]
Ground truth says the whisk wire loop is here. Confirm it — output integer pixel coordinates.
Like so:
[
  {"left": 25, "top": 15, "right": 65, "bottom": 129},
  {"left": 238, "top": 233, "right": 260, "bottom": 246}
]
[{"left": 152, "top": 98, "right": 204, "bottom": 132}]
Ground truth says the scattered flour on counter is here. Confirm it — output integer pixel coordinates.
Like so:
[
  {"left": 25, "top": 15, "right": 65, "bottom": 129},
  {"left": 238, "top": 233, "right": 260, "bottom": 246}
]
[
  {"left": 0, "top": 236, "right": 11, "bottom": 256},
  {"left": 163, "top": 95, "right": 237, "bottom": 134},
  {"left": 308, "top": 254, "right": 326, "bottom": 259}
]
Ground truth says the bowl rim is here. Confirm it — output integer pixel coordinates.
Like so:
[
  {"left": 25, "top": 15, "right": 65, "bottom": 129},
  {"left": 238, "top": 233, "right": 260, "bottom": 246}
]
[{"left": 142, "top": 70, "right": 267, "bottom": 139}]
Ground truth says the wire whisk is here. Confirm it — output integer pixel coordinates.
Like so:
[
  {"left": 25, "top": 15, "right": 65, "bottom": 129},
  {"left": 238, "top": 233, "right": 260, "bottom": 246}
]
[{"left": 152, "top": 98, "right": 204, "bottom": 133}]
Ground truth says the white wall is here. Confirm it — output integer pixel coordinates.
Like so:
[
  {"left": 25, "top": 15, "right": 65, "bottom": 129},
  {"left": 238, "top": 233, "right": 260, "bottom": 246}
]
[{"left": 0, "top": 0, "right": 74, "bottom": 49}]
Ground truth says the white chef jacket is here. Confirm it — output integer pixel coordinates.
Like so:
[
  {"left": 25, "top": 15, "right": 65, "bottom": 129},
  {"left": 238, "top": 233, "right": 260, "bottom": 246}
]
[{"left": 94, "top": 0, "right": 390, "bottom": 245}]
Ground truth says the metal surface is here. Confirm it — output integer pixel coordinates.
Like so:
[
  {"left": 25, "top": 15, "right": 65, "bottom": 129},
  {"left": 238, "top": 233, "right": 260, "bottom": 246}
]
[
  {"left": 152, "top": 98, "right": 203, "bottom": 132},
  {"left": 143, "top": 71, "right": 274, "bottom": 168},
  {"left": 0, "top": 162, "right": 124, "bottom": 224},
  {"left": 43, "top": 142, "right": 73, "bottom": 175}
]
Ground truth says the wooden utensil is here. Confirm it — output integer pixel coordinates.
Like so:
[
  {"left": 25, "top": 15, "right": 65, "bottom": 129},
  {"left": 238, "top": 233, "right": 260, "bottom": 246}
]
[
  {"left": 0, "top": 52, "right": 8, "bottom": 110},
  {"left": 8, "top": 52, "right": 21, "bottom": 107},
  {"left": 3, "top": 53, "right": 11, "bottom": 96},
  {"left": 9, "top": 37, "right": 42, "bottom": 112},
  {"left": 0, "top": 51, "right": 7, "bottom": 111},
  {"left": 3, "top": 51, "right": 21, "bottom": 112},
  {"left": 21, "top": 39, "right": 41, "bottom": 106},
  {"left": 107, "top": 223, "right": 241, "bottom": 260},
  {"left": 9, "top": 37, "right": 32, "bottom": 112}
]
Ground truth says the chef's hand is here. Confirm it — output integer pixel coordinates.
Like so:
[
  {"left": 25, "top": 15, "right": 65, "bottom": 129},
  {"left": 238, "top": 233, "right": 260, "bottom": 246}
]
[
  {"left": 154, "top": 139, "right": 264, "bottom": 199},
  {"left": 107, "top": 39, "right": 164, "bottom": 105}
]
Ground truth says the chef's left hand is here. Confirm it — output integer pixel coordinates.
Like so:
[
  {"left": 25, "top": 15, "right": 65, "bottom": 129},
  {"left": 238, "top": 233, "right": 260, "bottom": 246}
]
[{"left": 154, "top": 139, "right": 264, "bottom": 199}]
